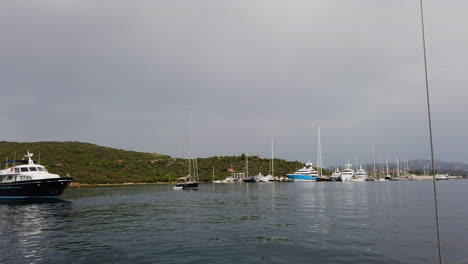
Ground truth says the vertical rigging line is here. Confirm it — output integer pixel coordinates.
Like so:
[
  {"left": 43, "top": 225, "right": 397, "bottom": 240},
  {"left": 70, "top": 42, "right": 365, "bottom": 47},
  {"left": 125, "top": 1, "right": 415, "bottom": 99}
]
[{"left": 419, "top": 0, "right": 442, "bottom": 263}]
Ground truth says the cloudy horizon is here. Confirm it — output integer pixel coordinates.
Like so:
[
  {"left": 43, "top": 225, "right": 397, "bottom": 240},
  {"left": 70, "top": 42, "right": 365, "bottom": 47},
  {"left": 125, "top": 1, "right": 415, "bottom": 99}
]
[{"left": 1, "top": 0, "right": 467, "bottom": 166}]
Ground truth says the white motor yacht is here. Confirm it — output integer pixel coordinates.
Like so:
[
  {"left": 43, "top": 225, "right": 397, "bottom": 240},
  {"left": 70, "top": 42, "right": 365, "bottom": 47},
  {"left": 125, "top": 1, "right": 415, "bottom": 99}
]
[
  {"left": 0, "top": 151, "right": 72, "bottom": 199},
  {"left": 330, "top": 168, "right": 342, "bottom": 181},
  {"left": 340, "top": 163, "right": 354, "bottom": 182},
  {"left": 353, "top": 166, "right": 368, "bottom": 181}
]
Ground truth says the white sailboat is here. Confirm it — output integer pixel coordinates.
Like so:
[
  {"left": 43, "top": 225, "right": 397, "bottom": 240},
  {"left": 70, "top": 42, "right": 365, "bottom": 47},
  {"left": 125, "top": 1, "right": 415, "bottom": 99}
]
[
  {"left": 242, "top": 152, "right": 256, "bottom": 182},
  {"left": 384, "top": 155, "right": 392, "bottom": 180}
]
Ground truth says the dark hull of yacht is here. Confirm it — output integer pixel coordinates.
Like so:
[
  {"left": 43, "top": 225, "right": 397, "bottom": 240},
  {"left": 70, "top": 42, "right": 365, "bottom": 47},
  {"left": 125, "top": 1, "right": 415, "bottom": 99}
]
[
  {"left": 0, "top": 178, "right": 73, "bottom": 199},
  {"left": 242, "top": 177, "right": 256, "bottom": 183},
  {"left": 175, "top": 182, "right": 199, "bottom": 190}
]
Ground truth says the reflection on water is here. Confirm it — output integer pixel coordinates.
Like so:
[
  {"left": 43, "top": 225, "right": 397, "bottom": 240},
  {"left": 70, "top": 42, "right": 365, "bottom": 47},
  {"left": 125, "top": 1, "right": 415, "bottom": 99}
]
[
  {"left": 0, "top": 200, "right": 73, "bottom": 264},
  {"left": 1, "top": 181, "right": 467, "bottom": 264}
]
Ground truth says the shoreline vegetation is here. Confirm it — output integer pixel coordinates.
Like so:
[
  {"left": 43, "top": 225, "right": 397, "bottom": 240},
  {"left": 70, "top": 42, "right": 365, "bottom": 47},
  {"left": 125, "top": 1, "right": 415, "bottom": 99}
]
[
  {"left": 1, "top": 141, "right": 466, "bottom": 184},
  {"left": 0, "top": 141, "right": 306, "bottom": 184}
]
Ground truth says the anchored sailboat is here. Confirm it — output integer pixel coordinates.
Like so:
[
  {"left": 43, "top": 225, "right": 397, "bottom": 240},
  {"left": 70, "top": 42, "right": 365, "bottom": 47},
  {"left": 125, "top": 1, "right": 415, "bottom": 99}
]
[{"left": 174, "top": 105, "right": 199, "bottom": 190}]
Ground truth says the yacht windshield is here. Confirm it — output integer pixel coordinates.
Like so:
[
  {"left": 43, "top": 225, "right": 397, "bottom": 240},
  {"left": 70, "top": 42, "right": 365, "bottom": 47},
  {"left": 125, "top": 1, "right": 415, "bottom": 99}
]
[{"left": 29, "top": 167, "right": 38, "bottom": 171}]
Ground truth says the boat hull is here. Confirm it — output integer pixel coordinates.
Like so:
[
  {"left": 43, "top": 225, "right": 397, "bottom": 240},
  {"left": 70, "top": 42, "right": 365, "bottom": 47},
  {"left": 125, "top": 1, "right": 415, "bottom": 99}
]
[
  {"left": 286, "top": 174, "right": 317, "bottom": 181},
  {"left": 0, "top": 177, "right": 73, "bottom": 199},
  {"left": 242, "top": 177, "right": 256, "bottom": 183},
  {"left": 175, "top": 182, "right": 199, "bottom": 190},
  {"left": 339, "top": 175, "right": 353, "bottom": 182}
]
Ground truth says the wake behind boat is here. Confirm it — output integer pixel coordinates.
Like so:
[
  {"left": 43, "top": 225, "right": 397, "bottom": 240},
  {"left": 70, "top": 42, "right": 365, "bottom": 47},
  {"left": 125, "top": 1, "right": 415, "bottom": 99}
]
[{"left": 0, "top": 151, "right": 72, "bottom": 199}]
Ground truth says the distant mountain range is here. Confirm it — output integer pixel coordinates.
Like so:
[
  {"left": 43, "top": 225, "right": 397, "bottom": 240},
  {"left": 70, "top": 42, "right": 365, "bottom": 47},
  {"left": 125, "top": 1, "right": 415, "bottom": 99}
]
[
  {"left": 407, "top": 160, "right": 468, "bottom": 171},
  {"left": 364, "top": 160, "right": 468, "bottom": 176}
]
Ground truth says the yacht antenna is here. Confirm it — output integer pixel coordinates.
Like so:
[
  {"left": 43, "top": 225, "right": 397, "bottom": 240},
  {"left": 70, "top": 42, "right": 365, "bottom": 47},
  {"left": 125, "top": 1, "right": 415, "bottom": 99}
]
[{"left": 419, "top": 0, "right": 442, "bottom": 261}]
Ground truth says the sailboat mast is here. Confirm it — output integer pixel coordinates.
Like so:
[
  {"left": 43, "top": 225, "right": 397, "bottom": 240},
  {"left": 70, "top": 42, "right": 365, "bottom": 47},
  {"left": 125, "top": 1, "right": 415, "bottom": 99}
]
[
  {"left": 271, "top": 138, "right": 274, "bottom": 177},
  {"left": 317, "top": 126, "right": 322, "bottom": 176},
  {"left": 407, "top": 158, "right": 409, "bottom": 175},
  {"left": 194, "top": 156, "right": 199, "bottom": 182},
  {"left": 396, "top": 155, "right": 400, "bottom": 178},
  {"left": 386, "top": 155, "right": 389, "bottom": 176},
  {"left": 355, "top": 157, "right": 358, "bottom": 173},
  {"left": 246, "top": 152, "right": 248, "bottom": 177},
  {"left": 373, "top": 144, "right": 376, "bottom": 179},
  {"left": 419, "top": 0, "right": 442, "bottom": 261},
  {"left": 187, "top": 105, "right": 192, "bottom": 179}
]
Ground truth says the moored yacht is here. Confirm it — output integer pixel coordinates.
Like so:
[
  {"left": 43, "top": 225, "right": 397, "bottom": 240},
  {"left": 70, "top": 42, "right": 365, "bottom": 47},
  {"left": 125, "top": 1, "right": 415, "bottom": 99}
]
[
  {"left": 353, "top": 165, "right": 368, "bottom": 181},
  {"left": 255, "top": 173, "right": 272, "bottom": 182},
  {"left": 286, "top": 161, "right": 318, "bottom": 181},
  {"left": 339, "top": 163, "right": 354, "bottom": 182},
  {"left": 0, "top": 151, "right": 72, "bottom": 199},
  {"left": 241, "top": 175, "right": 256, "bottom": 183},
  {"left": 435, "top": 174, "right": 448, "bottom": 180},
  {"left": 330, "top": 168, "right": 342, "bottom": 181}
]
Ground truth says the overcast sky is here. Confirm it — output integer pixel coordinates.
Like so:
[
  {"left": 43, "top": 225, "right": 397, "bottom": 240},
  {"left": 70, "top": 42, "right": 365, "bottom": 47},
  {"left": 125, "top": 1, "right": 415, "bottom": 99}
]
[{"left": 1, "top": 0, "right": 467, "bottom": 166}]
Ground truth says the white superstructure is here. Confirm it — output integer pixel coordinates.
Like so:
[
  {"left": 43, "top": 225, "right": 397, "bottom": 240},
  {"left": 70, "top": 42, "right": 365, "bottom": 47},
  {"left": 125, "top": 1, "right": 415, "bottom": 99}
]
[
  {"left": 0, "top": 152, "right": 60, "bottom": 183},
  {"left": 294, "top": 162, "right": 319, "bottom": 176}
]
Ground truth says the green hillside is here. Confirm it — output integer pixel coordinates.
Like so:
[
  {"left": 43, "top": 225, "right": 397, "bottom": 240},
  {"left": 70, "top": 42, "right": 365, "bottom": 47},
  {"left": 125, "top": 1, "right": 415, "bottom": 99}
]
[{"left": 0, "top": 141, "right": 312, "bottom": 184}]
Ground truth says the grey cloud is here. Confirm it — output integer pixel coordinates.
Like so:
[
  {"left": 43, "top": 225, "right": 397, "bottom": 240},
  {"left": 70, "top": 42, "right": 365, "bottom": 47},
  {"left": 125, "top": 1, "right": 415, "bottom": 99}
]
[{"left": 0, "top": 0, "right": 467, "bottom": 165}]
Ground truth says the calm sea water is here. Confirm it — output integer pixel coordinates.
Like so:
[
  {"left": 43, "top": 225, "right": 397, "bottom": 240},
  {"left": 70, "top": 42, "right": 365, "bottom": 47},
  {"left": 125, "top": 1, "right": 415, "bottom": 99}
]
[{"left": 1, "top": 181, "right": 467, "bottom": 264}]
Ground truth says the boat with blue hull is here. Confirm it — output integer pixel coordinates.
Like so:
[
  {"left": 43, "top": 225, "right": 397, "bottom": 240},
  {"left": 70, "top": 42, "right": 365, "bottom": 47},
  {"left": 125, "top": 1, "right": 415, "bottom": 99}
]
[
  {"left": 0, "top": 152, "right": 72, "bottom": 199},
  {"left": 286, "top": 162, "right": 319, "bottom": 182}
]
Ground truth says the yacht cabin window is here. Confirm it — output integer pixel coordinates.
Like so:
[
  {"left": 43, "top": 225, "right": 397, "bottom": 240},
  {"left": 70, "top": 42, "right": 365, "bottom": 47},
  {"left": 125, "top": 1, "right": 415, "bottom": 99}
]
[
  {"left": 20, "top": 167, "right": 29, "bottom": 172},
  {"left": 37, "top": 167, "right": 44, "bottom": 171},
  {"left": 29, "top": 167, "right": 38, "bottom": 171},
  {"left": 14, "top": 168, "right": 20, "bottom": 173}
]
